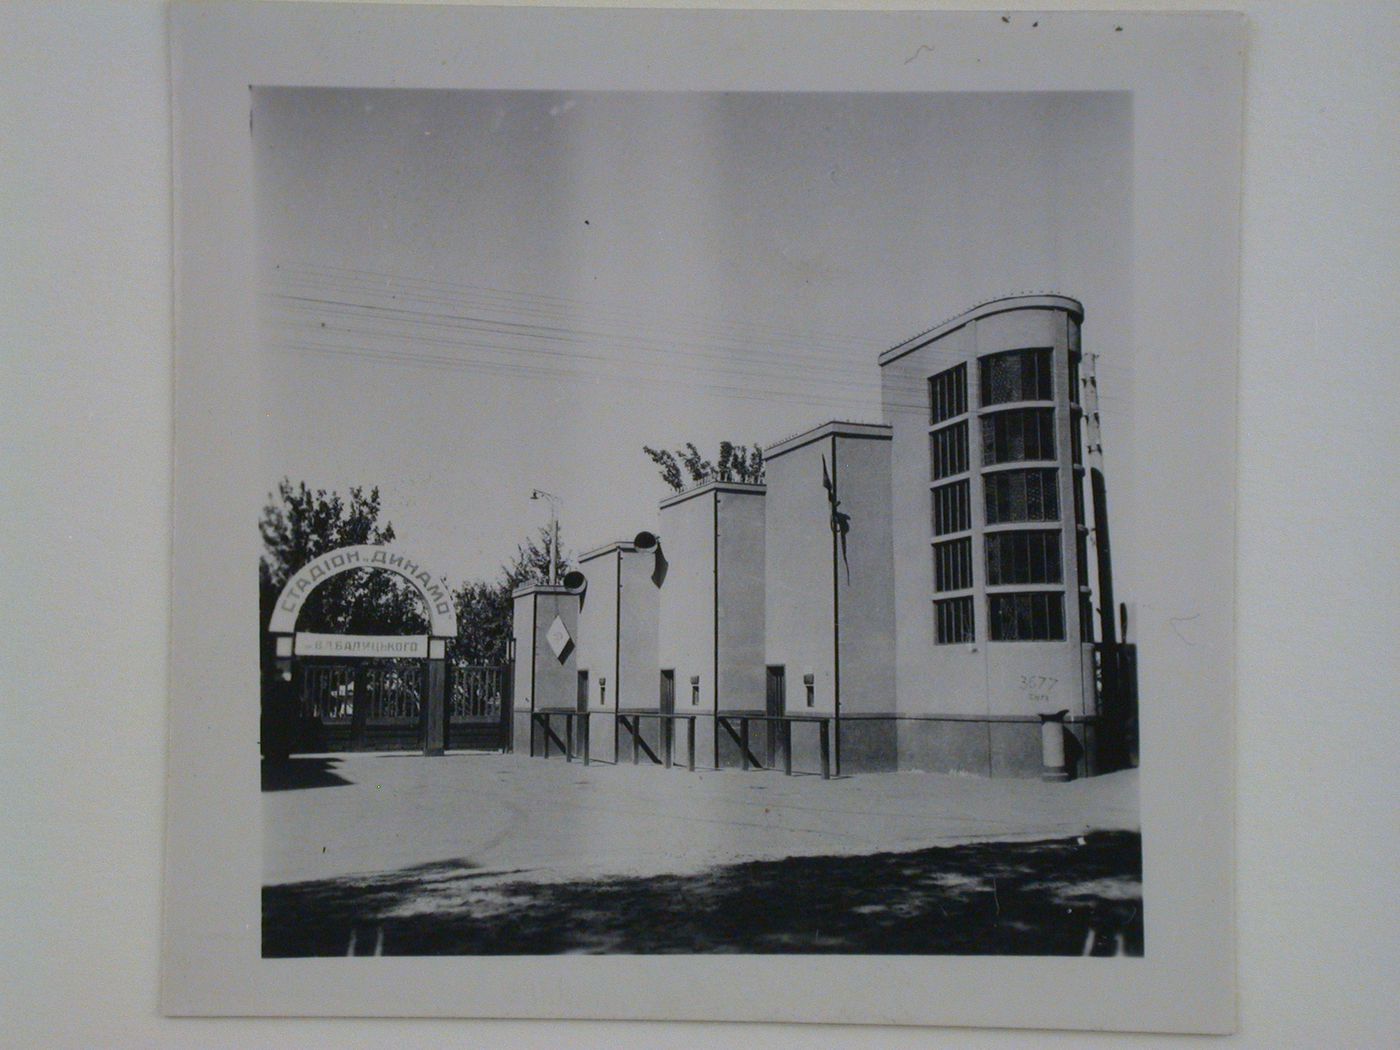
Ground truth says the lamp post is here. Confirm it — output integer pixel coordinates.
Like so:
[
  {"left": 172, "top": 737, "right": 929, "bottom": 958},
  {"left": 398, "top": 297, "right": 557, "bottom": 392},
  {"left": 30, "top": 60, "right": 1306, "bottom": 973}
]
[{"left": 530, "top": 489, "right": 560, "bottom": 585}]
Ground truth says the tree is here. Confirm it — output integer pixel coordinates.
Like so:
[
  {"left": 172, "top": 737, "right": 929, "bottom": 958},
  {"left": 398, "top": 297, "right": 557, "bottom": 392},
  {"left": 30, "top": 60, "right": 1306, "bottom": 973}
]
[
  {"left": 643, "top": 440, "right": 765, "bottom": 492},
  {"left": 450, "top": 525, "right": 573, "bottom": 664},
  {"left": 258, "top": 478, "right": 428, "bottom": 639},
  {"left": 259, "top": 478, "right": 574, "bottom": 668}
]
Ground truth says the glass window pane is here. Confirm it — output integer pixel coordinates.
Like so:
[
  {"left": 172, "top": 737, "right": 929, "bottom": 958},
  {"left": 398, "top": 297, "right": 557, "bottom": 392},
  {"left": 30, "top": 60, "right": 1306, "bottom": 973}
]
[
  {"left": 932, "top": 480, "right": 971, "bottom": 535},
  {"left": 935, "top": 596, "right": 975, "bottom": 644},
  {"left": 988, "top": 592, "right": 1066, "bottom": 641},
  {"left": 929, "top": 363, "right": 967, "bottom": 425},
  {"left": 931, "top": 421, "right": 969, "bottom": 480},
  {"left": 934, "top": 537, "right": 973, "bottom": 592},
  {"left": 981, "top": 408, "right": 1056, "bottom": 465},
  {"left": 985, "top": 531, "right": 1063, "bottom": 586},
  {"left": 979, "top": 348, "right": 1053, "bottom": 406}
]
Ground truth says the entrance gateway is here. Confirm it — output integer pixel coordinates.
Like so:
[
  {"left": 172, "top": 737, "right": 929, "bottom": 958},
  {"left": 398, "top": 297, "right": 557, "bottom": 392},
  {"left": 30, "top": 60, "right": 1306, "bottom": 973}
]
[{"left": 263, "top": 544, "right": 511, "bottom": 757}]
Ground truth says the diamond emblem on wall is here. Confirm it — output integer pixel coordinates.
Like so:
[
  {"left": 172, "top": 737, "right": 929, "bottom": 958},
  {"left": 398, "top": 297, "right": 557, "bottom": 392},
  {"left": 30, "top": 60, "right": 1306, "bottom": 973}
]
[{"left": 545, "top": 615, "right": 571, "bottom": 660}]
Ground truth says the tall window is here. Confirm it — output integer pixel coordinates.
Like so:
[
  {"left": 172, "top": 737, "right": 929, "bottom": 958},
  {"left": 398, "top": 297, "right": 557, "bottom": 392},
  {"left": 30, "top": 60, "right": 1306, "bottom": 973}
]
[
  {"left": 930, "top": 423, "right": 969, "bottom": 479},
  {"left": 988, "top": 592, "right": 1065, "bottom": 641},
  {"left": 929, "top": 363, "right": 967, "bottom": 424},
  {"left": 935, "top": 596, "right": 975, "bottom": 644},
  {"left": 934, "top": 537, "right": 973, "bottom": 592},
  {"left": 981, "top": 408, "right": 1056, "bottom": 465},
  {"left": 932, "top": 480, "right": 971, "bottom": 535},
  {"left": 985, "top": 530, "right": 1062, "bottom": 585},
  {"left": 984, "top": 468, "right": 1059, "bottom": 524},
  {"left": 980, "top": 347, "right": 1052, "bottom": 405}
]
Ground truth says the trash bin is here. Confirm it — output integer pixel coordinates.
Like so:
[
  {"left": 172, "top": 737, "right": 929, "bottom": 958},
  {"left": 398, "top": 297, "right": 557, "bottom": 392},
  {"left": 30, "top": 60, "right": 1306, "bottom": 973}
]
[{"left": 1039, "top": 709, "right": 1071, "bottom": 782}]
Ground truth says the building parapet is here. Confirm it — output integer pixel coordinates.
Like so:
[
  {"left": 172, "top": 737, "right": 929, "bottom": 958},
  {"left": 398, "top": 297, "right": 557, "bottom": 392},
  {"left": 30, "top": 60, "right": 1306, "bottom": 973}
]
[
  {"left": 658, "top": 478, "right": 766, "bottom": 510},
  {"left": 764, "top": 420, "right": 891, "bottom": 460},
  {"left": 578, "top": 539, "right": 641, "bottom": 562},
  {"left": 878, "top": 293, "right": 1084, "bottom": 368},
  {"left": 510, "top": 582, "right": 579, "bottom": 599}
]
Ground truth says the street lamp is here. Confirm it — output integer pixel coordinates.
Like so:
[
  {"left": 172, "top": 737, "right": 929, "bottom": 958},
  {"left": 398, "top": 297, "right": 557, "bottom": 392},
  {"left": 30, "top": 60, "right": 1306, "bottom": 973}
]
[{"left": 530, "top": 489, "right": 560, "bottom": 585}]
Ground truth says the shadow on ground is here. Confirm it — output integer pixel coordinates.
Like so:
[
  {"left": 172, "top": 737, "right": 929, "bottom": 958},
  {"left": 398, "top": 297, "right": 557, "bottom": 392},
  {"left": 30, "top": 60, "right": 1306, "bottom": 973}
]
[
  {"left": 261, "top": 758, "right": 353, "bottom": 792},
  {"left": 264, "top": 832, "right": 1143, "bottom": 957}
]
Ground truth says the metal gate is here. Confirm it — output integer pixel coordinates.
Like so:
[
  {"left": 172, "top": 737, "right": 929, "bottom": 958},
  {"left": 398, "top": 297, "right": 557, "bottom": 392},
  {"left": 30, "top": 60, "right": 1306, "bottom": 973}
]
[
  {"left": 283, "top": 658, "right": 510, "bottom": 753},
  {"left": 446, "top": 661, "right": 512, "bottom": 751},
  {"left": 294, "top": 659, "right": 425, "bottom": 751}
]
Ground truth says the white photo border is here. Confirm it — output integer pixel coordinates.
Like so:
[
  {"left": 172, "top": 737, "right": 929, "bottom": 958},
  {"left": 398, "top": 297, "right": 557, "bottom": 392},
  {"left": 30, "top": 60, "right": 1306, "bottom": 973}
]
[{"left": 164, "top": 3, "right": 1242, "bottom": 1032}]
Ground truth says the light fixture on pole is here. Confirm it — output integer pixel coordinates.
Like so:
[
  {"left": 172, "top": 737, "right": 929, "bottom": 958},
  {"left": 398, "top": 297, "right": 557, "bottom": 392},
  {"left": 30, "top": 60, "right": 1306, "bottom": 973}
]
[{"left": 529, "top": 488, "right": 561, "bottom": 585}]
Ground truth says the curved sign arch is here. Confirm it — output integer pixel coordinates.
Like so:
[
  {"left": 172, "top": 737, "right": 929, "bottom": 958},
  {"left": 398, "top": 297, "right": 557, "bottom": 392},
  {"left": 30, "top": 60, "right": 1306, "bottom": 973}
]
[{"left": 267, "top": 545, "right": 458, "bottom": 637}]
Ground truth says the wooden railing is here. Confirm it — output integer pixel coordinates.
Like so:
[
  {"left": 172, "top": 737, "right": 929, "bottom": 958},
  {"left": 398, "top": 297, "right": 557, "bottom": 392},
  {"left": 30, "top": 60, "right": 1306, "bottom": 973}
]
[
  {"left": 531, "top": 709, "right": 597, "bottom": 766},
  {"left": 617, "top": 712, "right": 700, "bottom": 771},
  {"left": 716, "top": 713, "right": 833, "bottom": 780},
  {"left": 531, "top": 710, "right": 833, "bottom": 779}
]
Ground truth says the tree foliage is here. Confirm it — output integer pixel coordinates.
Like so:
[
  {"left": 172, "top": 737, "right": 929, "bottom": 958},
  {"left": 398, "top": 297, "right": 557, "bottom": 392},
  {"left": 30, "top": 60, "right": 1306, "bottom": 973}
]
[
  {"left": 449, "top": 525, "right": 573, "bottom": 664},
  {"left": 260, "top": 480, "right": 573, "bottom": 667},
  {"left": 258, "top": 478, "right": 429, "bottom": 637},
  {"left": 643, "top": 440, "right": 765, "bottom": 492}
]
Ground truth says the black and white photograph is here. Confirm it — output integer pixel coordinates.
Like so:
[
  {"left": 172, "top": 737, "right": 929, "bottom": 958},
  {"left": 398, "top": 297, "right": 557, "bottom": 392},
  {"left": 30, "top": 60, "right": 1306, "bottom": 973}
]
[
  {"left": 15, "top": 1, "right": 1400, "bottom": 1047},
  {"left": 255, "top": 88, "right": 1143, "bottom": 959},
  {"left": 158, "top": 4, "right": 1245, "bottom": 1031}
]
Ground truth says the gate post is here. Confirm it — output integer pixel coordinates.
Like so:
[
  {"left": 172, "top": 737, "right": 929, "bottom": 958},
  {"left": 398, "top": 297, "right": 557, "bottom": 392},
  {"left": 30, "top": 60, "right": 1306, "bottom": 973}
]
[
  {"left": 422, "top": 639, "right": 448, "bottom": 756},
  {"left": 262, "top": 636, "right": 295, "bottom": 761},
  {"left": 500, "top": 665, "right": 513, "bottom": 753},
  {"left": 350, "top": 665, "right": 369, "bottom": 749}
]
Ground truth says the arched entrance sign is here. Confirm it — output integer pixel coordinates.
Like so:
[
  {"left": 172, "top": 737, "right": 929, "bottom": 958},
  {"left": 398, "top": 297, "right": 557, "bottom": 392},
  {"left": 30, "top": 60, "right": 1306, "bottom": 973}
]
[
  {"left": 266, "top": 544, "right": 457, "bottom": 756},
  {"left": 269, "top": 544, "right": 458, "bottom": 637}
]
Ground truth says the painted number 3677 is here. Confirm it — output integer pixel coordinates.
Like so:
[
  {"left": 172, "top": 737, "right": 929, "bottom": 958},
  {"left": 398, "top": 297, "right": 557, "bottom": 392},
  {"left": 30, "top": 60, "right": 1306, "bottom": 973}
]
[{"left": 1020, "top": 675, "right": 1057, "bottom": 704}]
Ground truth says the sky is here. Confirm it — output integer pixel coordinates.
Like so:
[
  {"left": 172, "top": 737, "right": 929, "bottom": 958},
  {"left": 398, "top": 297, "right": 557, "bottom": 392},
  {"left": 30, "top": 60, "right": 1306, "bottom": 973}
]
[{"left": 254, "top": 89, "right": 1132, "bottom": 589}]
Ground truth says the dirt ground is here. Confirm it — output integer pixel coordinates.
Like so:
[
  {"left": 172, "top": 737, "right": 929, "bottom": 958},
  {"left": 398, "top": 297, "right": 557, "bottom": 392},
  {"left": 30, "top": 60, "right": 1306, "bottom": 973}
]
[
  {"left": 264, "top": 750, "right": 1139, "bottom": 886},
  {"left": 263, "top": 752, "right": 1141, "bottom": 956}
]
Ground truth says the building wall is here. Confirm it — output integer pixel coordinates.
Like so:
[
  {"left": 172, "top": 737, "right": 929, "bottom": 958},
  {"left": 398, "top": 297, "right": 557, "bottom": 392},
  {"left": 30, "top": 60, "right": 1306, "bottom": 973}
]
[
  {"left": 657, "top": 488, "right": 716, "bottom": 712},
  {"left": 716, "top": 488, "right": 766, "bottom": 713},
  {"left": 616, "top": 544, "right": 665, "bottom": 762},
  {"left": 880, "top": 296, "right": 1095, "bottom": 777},
  {"left": 764, "top": 424, "right": 897, "bottom": 774},
  {"left": 715, "top": 486, "right": 767, "bottom": 769},
  {"left": 763, "top": 434, "right": 836, "bottom": 718},
  {"left": 832, "top": 433, "right": 897, "bottom": 718},
  {"left": 657, "top": 486, "right": 717, "bottom": 768},
  {"left": 510, "top": 590, "right": 536, "bottom": 753},
  {"left": 572, "top": 542, "right": 665, "bottom": 764},
  {"left": 832, "top": 432, "right": 898, "bottom": 772},
  {"left": 617, "top": 547, "right": 663, "bottom": 711},
  {"left": 509, "top": 585, "right": 580, "bottom": 756},
  {"left": 657, "top": 482, "right": 766, "bottom": 769},
  {"left": 574, "top": 548, "right": 620, "bottom": 764}
]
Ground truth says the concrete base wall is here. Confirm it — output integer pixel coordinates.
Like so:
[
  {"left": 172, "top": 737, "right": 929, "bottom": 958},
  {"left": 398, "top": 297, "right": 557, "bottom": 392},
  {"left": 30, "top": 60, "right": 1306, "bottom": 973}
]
[
  {"left": 512, "top": 710, "right": 533, "bottom": 756},
  {"left": 987, "top": 721, "right": 1047, "bottom": 779},
  {"left": 837, "top": 718, "right": 899, "bottom": 774},
  {"left": 895, "top": 718, "right": 1092, "bottom": 779}
]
